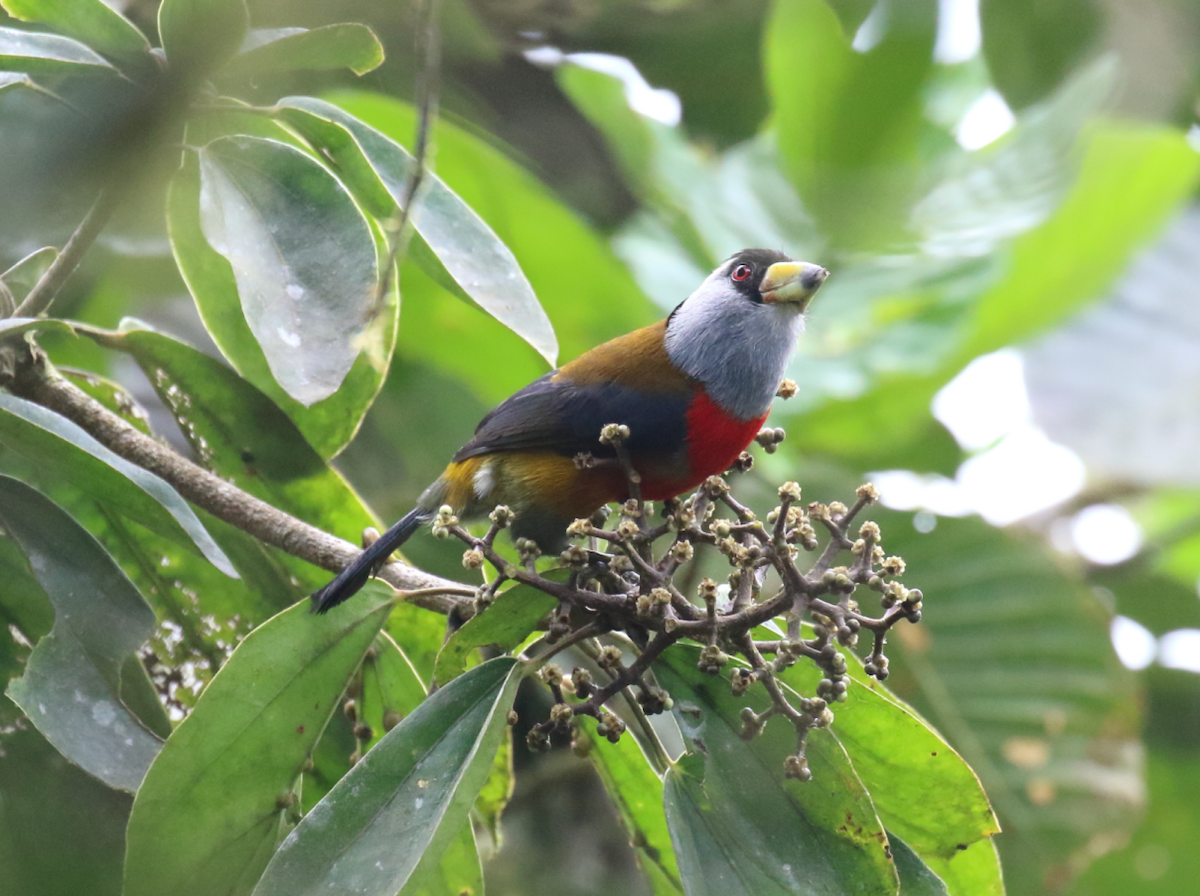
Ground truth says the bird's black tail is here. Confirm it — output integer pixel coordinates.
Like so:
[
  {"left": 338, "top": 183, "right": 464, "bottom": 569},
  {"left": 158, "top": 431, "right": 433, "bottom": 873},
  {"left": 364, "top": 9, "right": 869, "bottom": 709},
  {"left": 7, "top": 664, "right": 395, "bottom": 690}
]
[{"left": 310, "top": 507, "right": 431, "bottom": 614}]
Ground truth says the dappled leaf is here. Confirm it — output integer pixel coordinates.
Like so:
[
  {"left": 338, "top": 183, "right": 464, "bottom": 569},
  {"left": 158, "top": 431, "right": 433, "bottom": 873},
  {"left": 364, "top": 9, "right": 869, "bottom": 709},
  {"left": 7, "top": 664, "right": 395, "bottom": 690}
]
[
  {"left": 0, "top": 25, "right": 116, "bottom": 75},
  {"left": 0, "top": 393, "right": 235, "bottom": 575},
  {"left": 123, "top": 582, "right": 395, "bottom": 896},
  {"left": 326, "top": 90, "right": 649, "bottom": 405},
  {"left": 252, "top": 657, "right": 524, "bottom": 896},
  {"left": 656, "top": 648, "right": 898, "bottom": 896},
  {"left": 225, "top": 25, "right": 383, "bottom": 77},
  {"left": 157, "top": 0, "right": 248, "bottom": 80},
  {"left": 0, "top": 476, "right": 162, "bottom": 791},
  {"left": 197, "top": 134, "right": 379, "bottom": 405},
  {"left": 277, "top": 96, "right": 558, "bottom": 366},
  {"left": 168, "top": 141, "right": 397, "bottom": 457}
]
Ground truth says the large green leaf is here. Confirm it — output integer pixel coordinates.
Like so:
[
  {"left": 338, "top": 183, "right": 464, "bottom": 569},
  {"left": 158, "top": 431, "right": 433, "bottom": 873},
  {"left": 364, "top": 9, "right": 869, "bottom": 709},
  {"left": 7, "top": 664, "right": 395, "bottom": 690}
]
[
  {"left": 325, "top": 90, "right": 651, "bottom": 406},
  {"left": 1, "top": 0, "right": 152, "bottom": 72},
  {"left": 0, "top": 707, "right": 133, "bottom": 896},
  {"left": 157, "top": 0, "right": 248, "bottom": 80},
  {"left": 656, "top": 648, "right": 898, "bottom": 896},
  {"left": 766, "top": 0, "right": 937, "bottom": 249},
  {"left": 276, "top": 96, "right": 559, "bottom": 367},
  {"left": 168, "top": 146, "right": 398, "bottom": 456},
  {"left": 432, "top": 575, "right": 559, "bottom": 684},
  {"left": 0, "top": 393, "right": 235, "bottom": 575},
  {"left": 778, "top": 638, "right": 998, "bottom": 862},
  {"left": 224, "top": 25, "right": 383, "bottom": 77},
  {"left": 123, "top": 582, "right": 395, "bottom": 896},
  {"left": 586, "top": 723, "right": 683, "bottom": 894},
  {"left": 251, "top": 657, "right": 525, "bottom": 896},
  {"left": 0, "top": 477, "right": 162, "bottom": 791},
  {"left": 196, "top": 135, "right": 379, "bottom": 406},
  {"left": 0, "top": 25, "right": 115, "bottom": 75},
  {"left": 879, "top": 512, "right": 1140, "bottom": 896}
]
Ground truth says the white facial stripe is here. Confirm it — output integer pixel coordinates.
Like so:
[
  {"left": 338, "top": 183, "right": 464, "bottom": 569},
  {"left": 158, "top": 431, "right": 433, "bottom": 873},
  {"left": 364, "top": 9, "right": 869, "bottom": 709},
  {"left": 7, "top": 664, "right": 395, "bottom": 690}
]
[{"left": 473, "top": 459, "right": 496, "bottom": 499}]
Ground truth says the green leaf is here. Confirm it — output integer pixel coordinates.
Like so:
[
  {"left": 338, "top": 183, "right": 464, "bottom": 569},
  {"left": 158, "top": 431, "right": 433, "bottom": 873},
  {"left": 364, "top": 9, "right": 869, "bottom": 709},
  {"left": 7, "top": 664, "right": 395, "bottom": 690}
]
[
  {"left": 0, "top": 70, "right": 34, "bottom": 97},
  {"left": 196, "top": 135, "right": 380, "bottom": 406},
  {"left": 0, "top": 316, "right": 74, "bottom": 339},
  {"left": 251, "top": 657, "right": 525, "bottom": 896},
  {"left": 766, "top": 0, "right": 937, "bottom": 248},
  {"left": 913, "top": 58, "right": 1115, "bottom": 258},
  {"left": 157, "top": 0, "right": 248, "bottom": 80},
  {"left": 123, "top": 582, "right": 395, "bottom": 896},
  {"left": 980, "top": 0, "right": 1102, "bottom": 109},
  {"left": 167, "top": 145, "right": 396, "bottom": 457},
  {"left": 61, "top": 366, "right": 155, "bottom": 437},
  {"left": 0, "top": 393, "right": 235, "bottom": 576},
  {"left": 923, "top": 839, "right": 1004, "bottom": 896},
  {"left": 656, "top": 647, "right": 898, "bottom": 896},
  {"left": 0, "top": 707, "right": 132, "bottom": 896},
  {"left": 225, "top": 25, "right": 383, "bottom": 77},
  {"left": 0, "top": 25, "right": 115, "bottom": 75},
  {"left": 276, "top": 96, "right": 559, "bottom": 367},
  {"left": 960, "top": 124, "right": 1200, "bottom": 358},
  {"left": 890, "top": 832, "right": 951, "bottom": 896},
  {"left": 878, "top": 512, "right": 1140, "bottom": 896},
  {"left": 777, "top": 638, "right": 999, "bottom": 860},
  {"left": 76, "top": 321, "right": 377, "bottom": 538},
  {"left": 585, "top": 724, "right": 683, "bottom": 893},
  {"left": 788, "top": 122, "right": 1200, "bottom": 469},
  {"left": 433, "top": 574, "right": 560, "bottom": 685},
  {"left": 1, "top": 0, "right": 152, "bottom": 71},
  {"left": 0, "top": 476, "right": 162, "bottom": 791},
  {"left": 0, "top": 244, "right": 55, "bottom": 299},
  {"left": 324, "top": 90, "right": 650, "bottom": 406}
]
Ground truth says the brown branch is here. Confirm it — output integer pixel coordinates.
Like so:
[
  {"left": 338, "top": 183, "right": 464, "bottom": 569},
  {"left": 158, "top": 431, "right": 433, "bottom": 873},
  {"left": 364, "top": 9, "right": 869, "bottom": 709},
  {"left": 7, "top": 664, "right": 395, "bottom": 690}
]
[{"left": 3, "top": 347, "right": 469, "bottom": 616}]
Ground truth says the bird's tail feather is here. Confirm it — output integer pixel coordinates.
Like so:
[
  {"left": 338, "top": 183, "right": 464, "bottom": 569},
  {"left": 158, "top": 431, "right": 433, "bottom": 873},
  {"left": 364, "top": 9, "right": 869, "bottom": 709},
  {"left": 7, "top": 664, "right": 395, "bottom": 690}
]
[{"left": 310, "top": 507, "right": 431, "bottom": 614}]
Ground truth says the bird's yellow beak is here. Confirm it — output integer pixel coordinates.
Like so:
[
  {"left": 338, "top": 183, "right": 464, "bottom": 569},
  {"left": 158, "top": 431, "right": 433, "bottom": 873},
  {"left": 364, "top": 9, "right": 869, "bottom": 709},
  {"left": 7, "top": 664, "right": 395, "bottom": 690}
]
[{"left": 759, "top": 261, "right": 829, "bottom": 310}]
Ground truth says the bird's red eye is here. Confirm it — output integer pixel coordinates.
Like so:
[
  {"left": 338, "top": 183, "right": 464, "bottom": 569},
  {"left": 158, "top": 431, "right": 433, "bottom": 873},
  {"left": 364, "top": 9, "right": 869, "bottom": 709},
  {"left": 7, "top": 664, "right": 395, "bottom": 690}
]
[{"left": 732, "top": 264, "right": 753, "bottom": 281}]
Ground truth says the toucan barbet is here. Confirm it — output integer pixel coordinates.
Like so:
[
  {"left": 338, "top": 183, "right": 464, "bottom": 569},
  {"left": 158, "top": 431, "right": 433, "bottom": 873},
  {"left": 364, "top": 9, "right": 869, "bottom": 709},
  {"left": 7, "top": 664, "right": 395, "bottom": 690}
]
[{"left": 312, "top": 248, "right": 828, "bottom": 613}]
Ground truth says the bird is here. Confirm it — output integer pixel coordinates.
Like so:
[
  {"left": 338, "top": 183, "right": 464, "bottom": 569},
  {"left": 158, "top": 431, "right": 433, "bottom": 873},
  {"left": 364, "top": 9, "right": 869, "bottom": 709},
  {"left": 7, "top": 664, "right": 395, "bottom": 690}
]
[{"left": 312, "top": 248, "right": 828, "bottom": 613}]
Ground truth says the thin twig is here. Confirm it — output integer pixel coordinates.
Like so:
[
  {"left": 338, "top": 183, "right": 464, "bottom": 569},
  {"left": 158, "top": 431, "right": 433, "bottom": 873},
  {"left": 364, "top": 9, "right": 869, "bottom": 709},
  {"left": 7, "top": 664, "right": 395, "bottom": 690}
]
[
  {"left": 373, "top": 0, "right": 440, "bottom": 310},
  {"left": 12, "top": 189, "right": 119, "bottom": 319}
]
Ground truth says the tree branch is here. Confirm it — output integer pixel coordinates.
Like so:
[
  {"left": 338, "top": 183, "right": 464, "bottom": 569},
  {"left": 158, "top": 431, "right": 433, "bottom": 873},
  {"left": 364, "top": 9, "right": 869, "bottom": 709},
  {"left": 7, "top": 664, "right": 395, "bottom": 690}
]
[{"left": 2, "top": 345, "right": 469, "bottom": 616}]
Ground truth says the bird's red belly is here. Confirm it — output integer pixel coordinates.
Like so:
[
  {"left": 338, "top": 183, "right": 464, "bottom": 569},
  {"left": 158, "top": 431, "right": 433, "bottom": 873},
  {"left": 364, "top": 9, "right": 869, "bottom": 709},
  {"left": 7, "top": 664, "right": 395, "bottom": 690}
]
[{"left": 640, "top": 390, "right": 767, "bottom": 501}]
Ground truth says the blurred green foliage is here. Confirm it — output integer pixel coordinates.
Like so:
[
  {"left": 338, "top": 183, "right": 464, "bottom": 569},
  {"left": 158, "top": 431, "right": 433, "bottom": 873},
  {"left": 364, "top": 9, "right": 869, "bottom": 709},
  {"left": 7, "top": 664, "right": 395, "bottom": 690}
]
[{"left": 2, "top": 1, "right": 1200, "bottom": 895}]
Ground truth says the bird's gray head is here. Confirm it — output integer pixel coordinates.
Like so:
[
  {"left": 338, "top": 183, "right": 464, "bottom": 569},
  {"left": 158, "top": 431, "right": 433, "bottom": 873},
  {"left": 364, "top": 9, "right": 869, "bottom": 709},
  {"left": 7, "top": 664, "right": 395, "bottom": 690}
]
[{"left": 664, "top": 249, "right": 828, "bottom": 421}]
